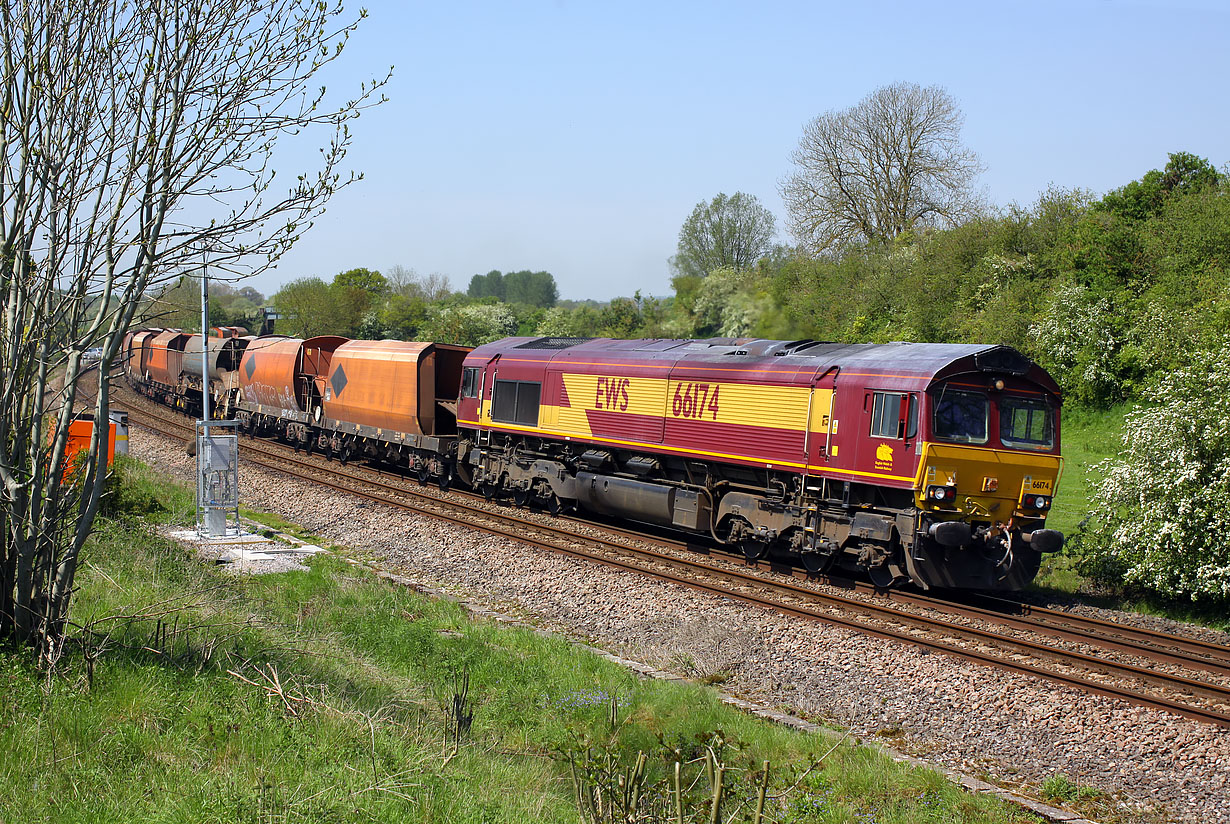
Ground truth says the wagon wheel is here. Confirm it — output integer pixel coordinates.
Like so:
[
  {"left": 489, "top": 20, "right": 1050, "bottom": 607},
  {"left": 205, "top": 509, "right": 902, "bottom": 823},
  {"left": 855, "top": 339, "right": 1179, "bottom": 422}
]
[
  {"left": 511, "top": 489, "right": 529, "bottom": 508},
  {"left": 800, "top": 550, "right": 830, "bottom": 575},
  {"left": 482, "top": 483, "right": 498, "bottom": 501},
  {"left": 416, "top": 466, "right": 431, "bottom": 485},
  {"left": 437, "top": 472, "right": 451, "bottom": 492}
]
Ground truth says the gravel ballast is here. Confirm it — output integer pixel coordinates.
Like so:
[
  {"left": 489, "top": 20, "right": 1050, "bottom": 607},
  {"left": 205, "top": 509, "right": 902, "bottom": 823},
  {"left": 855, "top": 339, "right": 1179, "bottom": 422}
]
[{"left": 132, "top": 425, "right": 1230, "bottom": 824}]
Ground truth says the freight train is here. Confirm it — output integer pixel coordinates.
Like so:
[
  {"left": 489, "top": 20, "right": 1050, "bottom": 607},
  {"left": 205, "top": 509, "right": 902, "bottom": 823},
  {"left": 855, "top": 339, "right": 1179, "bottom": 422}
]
[{"left": 122, "top": 329, "right": 1065, "bottom": 591}]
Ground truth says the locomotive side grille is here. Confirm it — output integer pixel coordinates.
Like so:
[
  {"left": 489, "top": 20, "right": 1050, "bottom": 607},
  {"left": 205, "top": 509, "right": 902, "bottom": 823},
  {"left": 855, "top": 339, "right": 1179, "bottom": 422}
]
[{"left": 515, "top": 337, "right": 593, "bottom": 350}]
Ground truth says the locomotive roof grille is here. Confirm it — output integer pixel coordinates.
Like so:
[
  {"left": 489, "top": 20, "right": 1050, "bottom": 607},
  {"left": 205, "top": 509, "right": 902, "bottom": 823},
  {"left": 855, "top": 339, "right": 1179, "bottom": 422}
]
[
  {"left": 515, "top": 337, "right": 594, "bottom": 350},
  {"left": 974, "top": 347, "right": 1031, "bottom": 376}
]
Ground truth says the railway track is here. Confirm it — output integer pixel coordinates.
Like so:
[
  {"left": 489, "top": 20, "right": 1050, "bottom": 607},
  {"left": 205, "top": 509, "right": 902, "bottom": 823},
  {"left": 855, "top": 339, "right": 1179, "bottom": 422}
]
[{"left": 118, "top": 383, "right": 1230, "bottom": 730}]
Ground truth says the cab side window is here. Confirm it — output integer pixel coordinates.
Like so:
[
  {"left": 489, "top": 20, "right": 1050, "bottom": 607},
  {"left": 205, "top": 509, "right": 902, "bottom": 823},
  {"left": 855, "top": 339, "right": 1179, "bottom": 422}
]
[
  {"left": 869, "top": 392, "right": 918, "bottom": 439},
  {"left": 461, "top": 367, "right": 480, "bottom": 399}
]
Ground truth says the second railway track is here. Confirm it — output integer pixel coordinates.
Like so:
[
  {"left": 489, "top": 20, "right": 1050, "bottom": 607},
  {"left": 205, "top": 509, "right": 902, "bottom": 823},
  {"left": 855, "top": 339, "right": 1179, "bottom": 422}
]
[{"left": 119, "top": 382, "right": 1230, "bottom": 730}]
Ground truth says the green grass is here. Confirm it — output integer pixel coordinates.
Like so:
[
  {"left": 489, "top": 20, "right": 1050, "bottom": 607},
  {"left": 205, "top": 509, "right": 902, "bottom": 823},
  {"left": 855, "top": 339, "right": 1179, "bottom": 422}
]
[
  {"left": 1032, "top": 403, "right": 1132, "bottom": 592},
  {"left": 0, "top": 458, "right": 1043, "bottom": 823}
]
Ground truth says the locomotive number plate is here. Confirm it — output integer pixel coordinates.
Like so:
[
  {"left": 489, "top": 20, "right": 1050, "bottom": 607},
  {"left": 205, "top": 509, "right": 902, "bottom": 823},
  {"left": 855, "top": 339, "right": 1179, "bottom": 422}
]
[{"left": 1021, "top": 476, "right": 1053, "bottom": 495}]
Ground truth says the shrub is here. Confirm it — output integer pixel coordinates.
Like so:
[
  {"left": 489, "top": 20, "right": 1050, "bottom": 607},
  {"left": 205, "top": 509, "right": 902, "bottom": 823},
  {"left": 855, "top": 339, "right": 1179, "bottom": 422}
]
[
  {"left": 1077, "top": 337, "right": 1230, "bottom": 601},
  {"left": 1028, "top": 281, "right": 1125, "bottom": 406}
]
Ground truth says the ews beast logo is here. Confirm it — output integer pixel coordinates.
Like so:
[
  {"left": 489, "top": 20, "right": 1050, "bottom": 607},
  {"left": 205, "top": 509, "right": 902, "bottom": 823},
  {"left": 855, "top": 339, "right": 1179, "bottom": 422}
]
[{"left": 594, "top": 377, "right": 631, "bottom": 411}]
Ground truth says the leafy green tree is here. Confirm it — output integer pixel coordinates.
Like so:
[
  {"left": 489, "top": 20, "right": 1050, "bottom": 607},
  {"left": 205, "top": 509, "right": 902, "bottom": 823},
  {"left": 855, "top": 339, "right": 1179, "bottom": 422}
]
[
  {"left": 467, "top": 270, "right": 505, "bottom": 300},
  {"left": 502, "top": 270, "right": 559, "bottom": 307},
  {"left": 272, "top": 277, "right": 348, "bottom": 337},
  {"left": 329, "top": 268, "right": 388, "bottom": 336},
  {"left": 333, "top": 267, "right": 388, "bottom": 295},
  {"left": 467, "top": 269, "right": 558, "bottom": 307},
  {"left": 380, "top": 293, "right": 429, "bottom": 339},
  {"left": 671, "top": 192, "right": 777, "bottom": 279},
  {"left": 1097, "top": 151, "right": 1221, "bottom": 221},
  {"left": 598, "top": 298, "right": 643, "bottom": 338}
]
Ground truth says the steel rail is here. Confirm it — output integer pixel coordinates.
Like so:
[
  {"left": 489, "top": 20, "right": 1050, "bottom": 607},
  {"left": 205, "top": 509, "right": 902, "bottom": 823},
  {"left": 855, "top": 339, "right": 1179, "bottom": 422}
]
[{"left": 121, "top": 390, "right": 1230, "bottom": 728}]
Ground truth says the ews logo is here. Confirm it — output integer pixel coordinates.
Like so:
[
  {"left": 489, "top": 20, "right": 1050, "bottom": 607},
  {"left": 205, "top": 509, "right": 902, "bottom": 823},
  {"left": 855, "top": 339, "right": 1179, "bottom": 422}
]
[{"left": 595, "top": 377, "right": 631, "bottom": 411}]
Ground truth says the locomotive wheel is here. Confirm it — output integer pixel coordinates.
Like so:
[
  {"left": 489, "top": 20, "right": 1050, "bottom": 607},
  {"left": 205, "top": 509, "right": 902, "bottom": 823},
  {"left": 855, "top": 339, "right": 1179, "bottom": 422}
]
[
  {"left": 437, "top": 472, "right": 451, "bottom": 492},
  {"left": 742, "top": 538, "right": 770, "bottom": 562},
  {"left": 545, "top": 494, "right": 563, "bottom": 516},
  {"left": 867, "top": 564, "right": 904, "bottom": 589},
  {"left": 511, "top": 489, "right": 529, "bottom": 508}
]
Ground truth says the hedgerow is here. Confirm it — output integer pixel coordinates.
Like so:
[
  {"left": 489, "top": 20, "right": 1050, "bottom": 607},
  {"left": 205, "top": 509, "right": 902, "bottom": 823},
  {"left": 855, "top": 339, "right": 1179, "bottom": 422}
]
[{"left": 1078, "top": 337, "right": 1230, "bottom": 601}]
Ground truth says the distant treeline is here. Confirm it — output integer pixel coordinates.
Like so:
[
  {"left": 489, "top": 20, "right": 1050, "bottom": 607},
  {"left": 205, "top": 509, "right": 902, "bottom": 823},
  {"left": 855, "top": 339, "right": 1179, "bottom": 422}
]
[{"left": 150, "top": 152, "right": 1227, "bottom": 413}]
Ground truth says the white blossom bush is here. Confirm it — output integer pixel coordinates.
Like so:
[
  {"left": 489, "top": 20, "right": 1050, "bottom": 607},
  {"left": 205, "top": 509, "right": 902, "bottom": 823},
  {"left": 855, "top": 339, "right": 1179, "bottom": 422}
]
[
  {"left": 422, "top": 303, "right": 518, "bottom": 346},
  {"left": 1079, "top": 338, "right": 1230, "bottom": 601},
  {"left": 1029, "top": 281, "right": 1123, "bottom": 405}
]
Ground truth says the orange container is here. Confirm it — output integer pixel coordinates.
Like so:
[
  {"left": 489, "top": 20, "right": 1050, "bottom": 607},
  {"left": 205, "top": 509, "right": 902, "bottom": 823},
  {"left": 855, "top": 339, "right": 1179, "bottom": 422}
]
[
  {"left": 321, "top": 340, "right": 470, "bottom": 436},
  {"left": 143, "top": 330, "right": 189, "bottom": 385},
  {"left": 128, "top": 329, "right": 157, "bottom": 379},
  {"left": 62, "top": 417, "right": 116, "bottom": 481},
  {"left": 237, "top": 335, "right": 347, "bottom": 413}
]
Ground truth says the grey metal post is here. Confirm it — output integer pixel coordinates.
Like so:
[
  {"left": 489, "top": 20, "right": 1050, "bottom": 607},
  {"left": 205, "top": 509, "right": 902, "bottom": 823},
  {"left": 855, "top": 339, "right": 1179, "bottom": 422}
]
[{"left": 200, "top": 251, "right": 209, "bottom": 422}]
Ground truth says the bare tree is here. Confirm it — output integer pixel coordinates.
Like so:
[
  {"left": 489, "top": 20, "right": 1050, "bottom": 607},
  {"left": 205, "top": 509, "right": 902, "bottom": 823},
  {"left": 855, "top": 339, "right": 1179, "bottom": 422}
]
[
  {"left": 671, "top": 192, "right": 777, "bottom": 279},
  {"left": 0, "top": 0, "right": 388, "bottom": 660},
  {"left": 387, "top": 264, "right": 452, "bottom": 302},
  {"left": 780, "top": 82, "right": 983, "bottom": 255}
]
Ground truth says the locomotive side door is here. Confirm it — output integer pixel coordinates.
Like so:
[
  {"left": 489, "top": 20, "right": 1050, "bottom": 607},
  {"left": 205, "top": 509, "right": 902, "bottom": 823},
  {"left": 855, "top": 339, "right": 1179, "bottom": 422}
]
[
  {"left": 476, "top": 354, "right": 500, "bottom": 439},
  {"left": 806, "top": 367, "right": 839, "bottom": 472}
]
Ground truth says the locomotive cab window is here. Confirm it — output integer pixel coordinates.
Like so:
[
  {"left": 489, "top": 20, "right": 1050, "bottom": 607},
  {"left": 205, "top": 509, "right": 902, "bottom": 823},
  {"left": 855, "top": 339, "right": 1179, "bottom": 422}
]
[
  {"left": 869, "top": 392, "right": 918, "bottom": 440},
  {"left": 491, "top": 380, "right": 541, "bottom": 427},
  {"left": 461, "top": 367, "right": 481, "bottom": 399},
  {"left": 999, "top": 396, "right": 1054, "bottom": 450},
  {"left": 932, "top": 389, "right": 988, "bottom": 444}
]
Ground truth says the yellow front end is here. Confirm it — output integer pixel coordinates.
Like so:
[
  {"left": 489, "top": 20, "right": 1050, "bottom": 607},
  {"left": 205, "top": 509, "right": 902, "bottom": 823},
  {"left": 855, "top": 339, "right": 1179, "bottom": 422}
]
[{"left": 914, "top": 443, "right": 1063, "bottom": 523}]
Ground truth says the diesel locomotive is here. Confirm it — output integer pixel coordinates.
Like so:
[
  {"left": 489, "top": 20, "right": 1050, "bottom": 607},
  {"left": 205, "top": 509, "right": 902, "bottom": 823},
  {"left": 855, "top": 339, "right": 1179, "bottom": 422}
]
[{"left": 122, "top": 330, "right": 1064, "bottom": 591}]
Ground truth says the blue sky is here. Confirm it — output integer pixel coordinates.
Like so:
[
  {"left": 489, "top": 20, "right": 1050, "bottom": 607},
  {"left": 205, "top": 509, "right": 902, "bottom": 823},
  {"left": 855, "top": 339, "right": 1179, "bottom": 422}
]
[{"left": 253, "top": 0, "right": 1230, "bottom": 302}]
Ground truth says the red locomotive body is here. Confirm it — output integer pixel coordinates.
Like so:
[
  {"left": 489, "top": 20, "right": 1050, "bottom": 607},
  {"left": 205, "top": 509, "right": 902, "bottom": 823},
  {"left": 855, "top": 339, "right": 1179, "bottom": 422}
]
[{"left": 457, "top": 337, "right": 1064, "bottom": 590}]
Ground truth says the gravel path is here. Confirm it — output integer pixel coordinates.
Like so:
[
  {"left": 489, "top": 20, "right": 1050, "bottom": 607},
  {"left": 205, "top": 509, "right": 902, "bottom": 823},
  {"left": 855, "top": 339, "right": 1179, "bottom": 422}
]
[{"left": 131, "top": 425, "right": 1230, "bottom": 824}]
